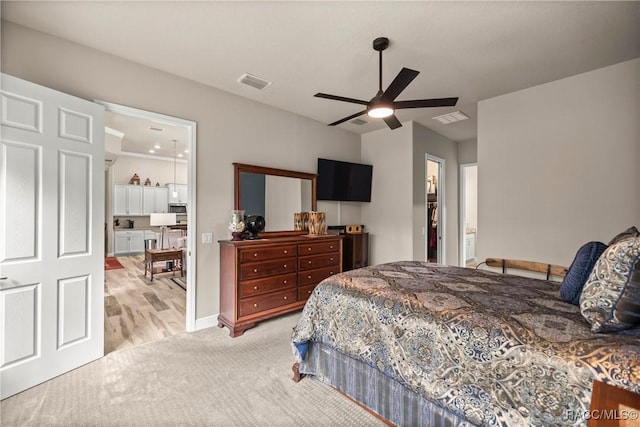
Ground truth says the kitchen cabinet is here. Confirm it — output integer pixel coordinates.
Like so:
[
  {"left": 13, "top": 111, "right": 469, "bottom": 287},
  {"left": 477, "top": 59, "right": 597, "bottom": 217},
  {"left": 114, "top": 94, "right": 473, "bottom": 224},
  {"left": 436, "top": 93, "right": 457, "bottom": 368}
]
[
  {"left": 166, "top": 184, "right": 188, "bottom": 204},
  {"left": 113, "top": 185, "right": 143, "bottom": 216},
  {"left": 465, "top": 232, "right": 476, "bottom": 261},
  {"left": 114, "top": 230, "right": 144, "bottom": 254},
  {"left": 142, "top": 186, "right": 169, "bottom": 215}
]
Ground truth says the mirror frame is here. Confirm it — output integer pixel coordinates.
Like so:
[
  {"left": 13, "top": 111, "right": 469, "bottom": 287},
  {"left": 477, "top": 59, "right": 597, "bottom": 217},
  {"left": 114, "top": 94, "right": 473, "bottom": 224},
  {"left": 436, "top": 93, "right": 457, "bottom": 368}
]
[{"left": 233, "top": 163, "right": 317, "bottom": 237}]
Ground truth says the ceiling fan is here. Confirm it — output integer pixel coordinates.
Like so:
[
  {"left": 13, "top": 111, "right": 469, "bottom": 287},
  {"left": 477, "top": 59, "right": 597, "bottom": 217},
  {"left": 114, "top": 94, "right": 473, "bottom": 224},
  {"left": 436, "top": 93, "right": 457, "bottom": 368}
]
[{"left": 315, "top": 37, "right": 458, "bottom": 130}]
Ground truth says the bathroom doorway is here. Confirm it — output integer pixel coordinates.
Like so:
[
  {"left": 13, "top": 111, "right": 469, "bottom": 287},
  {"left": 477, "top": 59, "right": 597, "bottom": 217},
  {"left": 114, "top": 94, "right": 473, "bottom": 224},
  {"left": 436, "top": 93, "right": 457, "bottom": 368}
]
[{"left": 460, "top": 163, "right": 478, "bottom": 267}]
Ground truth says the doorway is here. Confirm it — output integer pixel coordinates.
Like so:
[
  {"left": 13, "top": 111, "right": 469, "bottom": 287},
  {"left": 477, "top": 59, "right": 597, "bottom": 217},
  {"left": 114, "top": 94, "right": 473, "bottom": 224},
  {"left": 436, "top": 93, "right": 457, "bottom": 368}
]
[
  {"left": 459, "top": 164, "right": 478, "bottom": 267},
  {"left": 97, "top": 101, "right": 197, "bottom": 346},
  {"left": 426, "top": 155, "right": 445, "bottom": 264}
]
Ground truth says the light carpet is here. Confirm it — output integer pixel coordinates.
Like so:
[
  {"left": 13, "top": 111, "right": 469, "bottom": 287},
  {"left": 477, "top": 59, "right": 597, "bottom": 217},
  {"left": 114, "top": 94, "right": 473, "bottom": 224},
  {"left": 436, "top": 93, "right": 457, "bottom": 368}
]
[{"left": 1, "top": 313, "right": 384, "bottom": 427}]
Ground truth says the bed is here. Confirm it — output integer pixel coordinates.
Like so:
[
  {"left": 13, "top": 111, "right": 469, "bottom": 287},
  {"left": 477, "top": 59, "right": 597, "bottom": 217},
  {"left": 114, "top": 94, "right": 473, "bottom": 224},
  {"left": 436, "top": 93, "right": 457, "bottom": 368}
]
[{"left": 291, "top": 260, "right": 640, "bottom": 426}]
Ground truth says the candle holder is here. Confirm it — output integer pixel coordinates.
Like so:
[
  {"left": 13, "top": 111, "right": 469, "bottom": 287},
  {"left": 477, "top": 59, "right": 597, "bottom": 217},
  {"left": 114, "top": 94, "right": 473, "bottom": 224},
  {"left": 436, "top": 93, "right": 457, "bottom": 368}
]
[{"left": 229, "top": 210, "right": 246, "bottom": 241}]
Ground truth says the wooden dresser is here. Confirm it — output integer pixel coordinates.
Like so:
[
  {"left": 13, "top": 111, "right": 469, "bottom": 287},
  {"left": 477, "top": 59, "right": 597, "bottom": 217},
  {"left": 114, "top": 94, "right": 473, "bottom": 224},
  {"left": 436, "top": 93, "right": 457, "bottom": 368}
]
[{"left": 218, "top": 235, "right": 342, "bottom": 337}]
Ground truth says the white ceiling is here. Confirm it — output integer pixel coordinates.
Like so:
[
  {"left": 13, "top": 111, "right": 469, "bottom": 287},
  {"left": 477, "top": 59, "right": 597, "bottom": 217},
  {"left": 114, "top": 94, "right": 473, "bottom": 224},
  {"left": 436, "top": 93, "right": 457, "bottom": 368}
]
[{"left": 3, "top": 1, "right": 639, "bottom": 142}]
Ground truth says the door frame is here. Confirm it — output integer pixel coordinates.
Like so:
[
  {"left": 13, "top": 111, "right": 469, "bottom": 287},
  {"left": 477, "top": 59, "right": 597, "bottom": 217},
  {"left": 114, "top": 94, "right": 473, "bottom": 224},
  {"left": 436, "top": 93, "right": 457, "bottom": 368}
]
[
  {"left": 459, "top": 163, "right": 477, "bottom": 266},
  {"left": 426, "top": 154, "right": 445, "bottom": 264},
  {"left": 96, "top": 101, "right": 197, "bottom": 332}
]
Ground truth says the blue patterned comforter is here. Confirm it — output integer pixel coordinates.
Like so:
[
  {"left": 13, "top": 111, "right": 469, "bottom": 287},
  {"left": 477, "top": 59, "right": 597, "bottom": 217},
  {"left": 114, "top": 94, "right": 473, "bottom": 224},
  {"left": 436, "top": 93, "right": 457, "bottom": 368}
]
[{"left": 291, "top": 261, "right": 640, "bottom": 426}]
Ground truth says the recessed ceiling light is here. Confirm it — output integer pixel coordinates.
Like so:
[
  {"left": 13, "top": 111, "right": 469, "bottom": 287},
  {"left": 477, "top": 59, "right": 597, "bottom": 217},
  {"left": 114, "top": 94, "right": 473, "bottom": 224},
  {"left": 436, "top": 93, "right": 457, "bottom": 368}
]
[
  {"left": 432, "top": 111, "right": 470, "bottom": 125},
  {"left": 154, "top": 144, "right": 161, "bottom": 149},
  {"left": 184, "top": 149, "right": 189, "bottom": 153},
  {"left": 149, "top": 149, "right": 155, "bottom": 153},
  {"left": 177, "top": 153, "right": 183, "bottom": 158}
]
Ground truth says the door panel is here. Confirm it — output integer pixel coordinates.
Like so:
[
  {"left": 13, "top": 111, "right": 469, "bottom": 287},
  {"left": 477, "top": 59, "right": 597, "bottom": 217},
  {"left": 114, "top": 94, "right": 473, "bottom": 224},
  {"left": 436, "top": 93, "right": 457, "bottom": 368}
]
[{"left": 0, "top": 74, "right": 104, "bottom": 399}]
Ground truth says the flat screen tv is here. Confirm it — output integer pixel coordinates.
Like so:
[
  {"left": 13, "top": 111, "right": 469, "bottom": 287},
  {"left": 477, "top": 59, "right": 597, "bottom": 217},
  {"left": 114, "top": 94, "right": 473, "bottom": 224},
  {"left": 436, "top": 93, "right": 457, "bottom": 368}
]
[{"left": 317, "top": 158, "right": 373, "bottom": 202}]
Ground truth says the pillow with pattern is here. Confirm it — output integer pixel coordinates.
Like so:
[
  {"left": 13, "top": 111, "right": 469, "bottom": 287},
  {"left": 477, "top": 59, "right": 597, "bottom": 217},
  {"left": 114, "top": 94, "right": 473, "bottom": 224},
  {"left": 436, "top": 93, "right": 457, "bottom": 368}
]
[
  {"left": 580, "top": 235, "right": 640, "bottom": 332},
  {"left": 559, "top": 241, "right": 607, "bottom": 305},
  {"left": 607, "top": 226, "right": 639, "bottom": 246}
]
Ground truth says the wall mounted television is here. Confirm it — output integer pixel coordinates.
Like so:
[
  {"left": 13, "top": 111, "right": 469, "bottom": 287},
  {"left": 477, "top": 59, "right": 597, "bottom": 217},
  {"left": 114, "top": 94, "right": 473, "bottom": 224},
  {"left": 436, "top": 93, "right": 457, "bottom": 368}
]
[{"left": 317, "top": 158, "right": 373, "bottom": 202}]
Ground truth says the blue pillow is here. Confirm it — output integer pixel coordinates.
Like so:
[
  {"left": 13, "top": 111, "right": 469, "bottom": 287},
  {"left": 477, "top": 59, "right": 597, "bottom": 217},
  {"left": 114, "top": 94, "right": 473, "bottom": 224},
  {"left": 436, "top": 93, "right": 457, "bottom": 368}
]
[{"left": 559, "top": 241, "right": 607, "bottom": 305}]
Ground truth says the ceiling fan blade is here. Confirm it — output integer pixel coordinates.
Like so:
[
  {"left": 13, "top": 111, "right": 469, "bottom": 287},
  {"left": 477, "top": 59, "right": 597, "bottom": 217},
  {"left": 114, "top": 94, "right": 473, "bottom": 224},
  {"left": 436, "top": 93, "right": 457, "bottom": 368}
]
[
  {"left": 383, "top": 114, "right": 402, "bottom": 130},
  {"left": 315, "top": 93, "right": 369, "bottom": 106},
  {"left": 328, "top": 110, "right": 368, "bottom": 126},
  {"left": 382, "top": 68, "right": 420, "bottom": 101},
  {"left": 394, "top": 97, "right": 459, "bottom": 109}
]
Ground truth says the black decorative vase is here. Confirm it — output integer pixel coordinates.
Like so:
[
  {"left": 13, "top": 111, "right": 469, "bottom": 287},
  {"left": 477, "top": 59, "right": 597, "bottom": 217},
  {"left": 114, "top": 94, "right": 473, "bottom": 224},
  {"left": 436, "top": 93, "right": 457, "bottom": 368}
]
[{"left": 244, "top": 215, "right": 265, "bottom": 240}]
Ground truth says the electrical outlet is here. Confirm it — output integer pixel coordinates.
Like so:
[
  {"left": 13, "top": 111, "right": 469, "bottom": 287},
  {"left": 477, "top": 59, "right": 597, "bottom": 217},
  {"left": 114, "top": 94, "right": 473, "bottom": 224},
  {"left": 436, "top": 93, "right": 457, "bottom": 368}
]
[{"left": 202, "top": 232, "right": 213, "bottom": 244}]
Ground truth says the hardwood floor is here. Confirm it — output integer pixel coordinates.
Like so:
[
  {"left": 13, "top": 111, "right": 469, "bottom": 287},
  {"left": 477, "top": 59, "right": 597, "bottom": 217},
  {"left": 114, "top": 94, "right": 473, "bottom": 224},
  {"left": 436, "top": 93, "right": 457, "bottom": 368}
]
[{"left": 104, "top": 254, "right": 186, "bottom": 354}]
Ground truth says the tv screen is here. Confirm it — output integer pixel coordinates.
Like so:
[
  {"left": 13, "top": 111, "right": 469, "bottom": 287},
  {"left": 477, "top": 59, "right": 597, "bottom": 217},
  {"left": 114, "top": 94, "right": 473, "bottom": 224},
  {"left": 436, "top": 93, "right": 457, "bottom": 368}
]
[{"left": 317, "top": 158, "right": 373, "bottom": 202}]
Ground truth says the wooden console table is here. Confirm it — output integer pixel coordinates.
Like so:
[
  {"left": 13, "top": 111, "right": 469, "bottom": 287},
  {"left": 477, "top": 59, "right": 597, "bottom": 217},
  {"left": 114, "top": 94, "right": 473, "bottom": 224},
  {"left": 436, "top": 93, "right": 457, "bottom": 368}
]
[{"left": 144, "top": 248, "right": 183, "bottom": 281}]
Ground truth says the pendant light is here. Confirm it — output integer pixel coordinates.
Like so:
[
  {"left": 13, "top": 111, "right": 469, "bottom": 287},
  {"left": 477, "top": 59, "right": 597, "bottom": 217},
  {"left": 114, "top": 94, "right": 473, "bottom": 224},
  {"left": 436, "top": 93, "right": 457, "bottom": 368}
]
[{"left": 172, "top": 139, "right": 178, "bottom": 198}]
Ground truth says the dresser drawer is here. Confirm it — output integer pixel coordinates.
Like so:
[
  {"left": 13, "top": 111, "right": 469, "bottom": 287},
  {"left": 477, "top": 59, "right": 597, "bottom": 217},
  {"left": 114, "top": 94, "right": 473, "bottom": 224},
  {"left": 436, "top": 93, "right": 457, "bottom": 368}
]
[
  {"left": 298, "top": 265, "right": 339, "bottom": 286},
  {"left": 298, "top": 253, "right": 339, "bottom": 271},
  {"left": 239, "top": 289, "right": 297, "bottom": 317},
  {"left": 240, "top": 258, "right": 296, "bottom": 280},
  {"left": 239, "top": 244, "right": 297, "bottom": 262},
  {"left": 239, "top": 273, "right": 296, "bottom": 298},
  {"left": 297, "top": 283, "right": 317, "bottom": 301},
  {"left": 298, "top": 241, "right": 340, "bottom": 256}
]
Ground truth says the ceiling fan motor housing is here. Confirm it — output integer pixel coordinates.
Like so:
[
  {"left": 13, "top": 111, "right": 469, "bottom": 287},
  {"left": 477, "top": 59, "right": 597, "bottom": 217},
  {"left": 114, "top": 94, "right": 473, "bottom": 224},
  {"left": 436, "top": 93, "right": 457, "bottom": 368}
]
[{"left": 373, "top": 37, "right": 389, "bottom": 51}]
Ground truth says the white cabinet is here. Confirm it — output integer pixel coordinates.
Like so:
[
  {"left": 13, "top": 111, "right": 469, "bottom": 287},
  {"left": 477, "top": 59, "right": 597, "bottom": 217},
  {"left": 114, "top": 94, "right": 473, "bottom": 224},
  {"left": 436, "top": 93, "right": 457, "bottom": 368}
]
[
  {"left": 166, "top": 184, "right": 188, "bottom": 204},
  {"left": 113, "top": 185, "right": 143, "bottom": 216},
  {"left": 465, "top": 233, "right": 476, "bottom": 261},
  {"left": 142, "top": 186, "right": 169, "bottom": 215},
  {"left": 114, "top": 230, "right": 144, "bottom": 254}
]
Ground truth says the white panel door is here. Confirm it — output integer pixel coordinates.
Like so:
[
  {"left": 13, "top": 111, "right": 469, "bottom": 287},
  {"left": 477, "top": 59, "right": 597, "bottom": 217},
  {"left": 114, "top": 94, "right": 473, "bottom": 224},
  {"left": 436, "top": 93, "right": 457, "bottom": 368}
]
[{"left": 0, "top": 74, "right": 104, "bottom": 399}]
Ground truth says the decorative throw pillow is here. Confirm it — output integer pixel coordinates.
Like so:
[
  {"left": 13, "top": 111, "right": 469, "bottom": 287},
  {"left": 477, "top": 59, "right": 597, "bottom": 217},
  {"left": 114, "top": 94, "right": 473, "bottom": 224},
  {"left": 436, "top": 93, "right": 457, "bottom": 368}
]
[
  {"left": 559, "top": 241, "right": 608, "bottom": 305},
  {"left": 607, "top": 226, "right": 639, "bottom": 246},
  {"left": 580, "top": 236, "right": 640, "bottom": 332}
]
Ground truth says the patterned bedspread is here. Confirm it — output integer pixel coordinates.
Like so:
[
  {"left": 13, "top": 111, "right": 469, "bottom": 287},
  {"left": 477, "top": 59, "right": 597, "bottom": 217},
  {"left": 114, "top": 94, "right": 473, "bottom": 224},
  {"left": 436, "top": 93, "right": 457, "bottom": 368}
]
[{"left": 291, "top": 261, "right": 640, "bottom": 426}]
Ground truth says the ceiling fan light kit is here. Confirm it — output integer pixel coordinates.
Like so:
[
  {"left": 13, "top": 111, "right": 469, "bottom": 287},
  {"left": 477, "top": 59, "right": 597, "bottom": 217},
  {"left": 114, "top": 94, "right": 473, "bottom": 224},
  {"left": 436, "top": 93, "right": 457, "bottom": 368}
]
[{"left": 315, "top": 37, "right": 458, "bottom": 130}]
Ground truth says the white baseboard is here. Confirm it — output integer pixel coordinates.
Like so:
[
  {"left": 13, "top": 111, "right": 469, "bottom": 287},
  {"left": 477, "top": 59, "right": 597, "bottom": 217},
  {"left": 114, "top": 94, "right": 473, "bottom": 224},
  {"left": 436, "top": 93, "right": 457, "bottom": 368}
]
[{"left": 195, "top": 314, "right": 219, "bottom": 331}]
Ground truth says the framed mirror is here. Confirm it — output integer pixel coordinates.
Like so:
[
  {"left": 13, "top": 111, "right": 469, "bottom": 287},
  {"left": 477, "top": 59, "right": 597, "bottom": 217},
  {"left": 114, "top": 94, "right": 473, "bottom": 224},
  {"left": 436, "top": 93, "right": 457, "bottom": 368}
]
[{"left": 233, "top": 163, "right": 317, "bottom": 237}]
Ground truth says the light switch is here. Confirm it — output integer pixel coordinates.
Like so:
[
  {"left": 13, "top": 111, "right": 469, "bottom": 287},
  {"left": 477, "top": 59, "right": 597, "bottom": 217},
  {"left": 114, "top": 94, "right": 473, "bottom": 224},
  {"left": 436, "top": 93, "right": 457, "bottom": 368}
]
[{"left": 202, "top": 232, "right": 213, "bottom": 244}]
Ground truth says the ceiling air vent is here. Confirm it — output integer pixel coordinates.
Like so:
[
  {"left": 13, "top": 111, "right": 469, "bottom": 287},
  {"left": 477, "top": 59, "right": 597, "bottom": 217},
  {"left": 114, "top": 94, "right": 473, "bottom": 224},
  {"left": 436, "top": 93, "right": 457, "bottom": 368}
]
[
  {"left": 432, "top": 111, "right": 470, "bottom": 125},
  {"left": 350, "top": 118, "right": 368, "bottom": 125},
  {"left": 237, "top": 73, "right": 272, "bottom": 91}
]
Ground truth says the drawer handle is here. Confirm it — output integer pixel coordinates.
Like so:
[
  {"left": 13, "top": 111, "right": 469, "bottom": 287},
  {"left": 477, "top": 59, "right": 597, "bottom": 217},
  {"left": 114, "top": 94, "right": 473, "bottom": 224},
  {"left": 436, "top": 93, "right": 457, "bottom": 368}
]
[
  {"left": 307, "top": 290, "right": 312, "bottom": 294},
  {"left": 308, "top": 261, "right": 312, "bottom": 264},
  {"left": 283, "top": 264, "right": 287, "bottom": 268},
  {"left": 330, "top": 245, "right": 334, "bottom": 249},
  {"left": 283, "top": 250, "right": 288, "bottom": 254},
  {"left": 253, "top": 253, "right": 258, "bottom": 257},
  {"left": 330, "top": 271, "right": 334, "bottom": 275},
  {"left": 307, "top": 275, "right": 312, "bottom": 279},
  {"left": 253, "top": 268, "right": 258, "bottom": 273},
  {"left": 253, "top": 286, "right": 258, "bottom": 290},
  {"left": 283, "top": 296, "right": 288, "bottom": 300},
  {"left": 253, "top": 303, "right": 258, "bottom": 308},
  {"left": 330, "top": 257, "right": 334, "bottom": 261},
  {"left": 283, "top": 280, "right": 288, "bottom": 284},
  {"left": 308, "top": 248, "right": 311, "bottom": 251}
]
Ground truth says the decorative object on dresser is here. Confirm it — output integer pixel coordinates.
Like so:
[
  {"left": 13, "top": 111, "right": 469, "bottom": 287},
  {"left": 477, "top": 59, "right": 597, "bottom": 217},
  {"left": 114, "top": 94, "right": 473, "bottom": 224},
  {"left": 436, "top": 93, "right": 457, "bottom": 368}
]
[
  {"left": 307, "top": 212, "right": 326, "bottom": 236},
  {"left": 229, "top": 209, "right": 246, "bottom": 241},
  {"left": 219, "top": 235, "right": 342, "bottom": 337},
  {"left": 244, "top": 215, "right": 266, "bottom": 240}
]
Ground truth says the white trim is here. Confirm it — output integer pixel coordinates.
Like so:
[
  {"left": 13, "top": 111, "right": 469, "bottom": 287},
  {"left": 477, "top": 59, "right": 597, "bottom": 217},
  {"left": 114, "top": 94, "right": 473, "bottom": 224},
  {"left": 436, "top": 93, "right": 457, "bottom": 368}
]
[
  {"left": 426, "top": 154, "right": 446, "bottom": 265},
  {"left": 195, "top": 314, "right": 220, "bottom": 331},
  {"left": 119, "top": 150, "right": 189, "bottom": 163},
  {"left": 95, "top": 100, "right": 198, "bottom": 332}
]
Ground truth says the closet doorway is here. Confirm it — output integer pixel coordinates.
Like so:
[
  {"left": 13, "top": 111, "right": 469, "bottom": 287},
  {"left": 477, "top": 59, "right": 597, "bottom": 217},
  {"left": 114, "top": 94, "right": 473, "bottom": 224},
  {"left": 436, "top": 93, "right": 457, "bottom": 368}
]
[
  {"left": 426, "top": 155, "right": 445, "bottom": 264},
  {"left": 459, "top": 164, "right": 478, "bottom": 267}
]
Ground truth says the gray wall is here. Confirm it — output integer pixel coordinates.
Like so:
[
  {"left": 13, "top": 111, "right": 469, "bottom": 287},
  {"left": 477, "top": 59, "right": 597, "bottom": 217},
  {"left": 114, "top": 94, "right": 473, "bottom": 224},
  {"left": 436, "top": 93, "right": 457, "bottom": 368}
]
[
  {"left": 361, "top": 121, "right": 460, "bottom": 266},
  {"left": 477, "top": 58, "right": 640, "bottom": 266},
  {"left": 1, "top": 21, "right": 362, "bottom": 323},
  {"left": 412, "top": 122, "right": 459, "bottom": 265}
]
